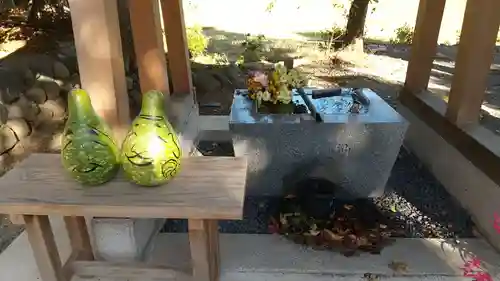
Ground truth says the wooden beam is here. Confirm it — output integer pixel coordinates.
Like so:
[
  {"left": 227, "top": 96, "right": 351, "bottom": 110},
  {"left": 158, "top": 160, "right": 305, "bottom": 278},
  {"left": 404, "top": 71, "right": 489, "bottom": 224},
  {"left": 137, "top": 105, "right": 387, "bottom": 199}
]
[
  {"left": 68, "top": 0, "right": 130, "bottom": 142},
  {"left": 400, "top": 89, "right": 500, "bottom": 186},
  {"left": 72, "top": 261, "right": 189, "bottom": 280},
  {"left": 161, "top": 0, "right": 193, "bottom": 95},
  {"left": 129, "top": 0, "right": 170, "bottom": 95},
  {"left": 403, "top": 0, "right": 446, "bottom": 95},
  {"left": 445, "top": 0, "right": 500, "bottom": 127}
]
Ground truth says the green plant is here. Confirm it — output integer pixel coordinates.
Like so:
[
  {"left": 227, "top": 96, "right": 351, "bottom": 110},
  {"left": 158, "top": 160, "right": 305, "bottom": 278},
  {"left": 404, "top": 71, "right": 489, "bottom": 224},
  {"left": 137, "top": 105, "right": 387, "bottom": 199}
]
[
  {"left": 241, "top": 34, "right": 267, "bottom": 63},
  {"left": 318, "top": 26, "right": 345, "bottom": 50},
  {"left": 236, "top": 55, "right": 245, "bottom": 67},
  {"left": 186, "top": 25, "right": 208, "bottom": 57},
  {"left": 390, "top": 24, "right": 414, "bottom": 45},
  {"left": 242, "top": 34, "right": 266, "bottom": 53},
  {"left": 210, "top": 53, "right": 229, "bottom": 65}
]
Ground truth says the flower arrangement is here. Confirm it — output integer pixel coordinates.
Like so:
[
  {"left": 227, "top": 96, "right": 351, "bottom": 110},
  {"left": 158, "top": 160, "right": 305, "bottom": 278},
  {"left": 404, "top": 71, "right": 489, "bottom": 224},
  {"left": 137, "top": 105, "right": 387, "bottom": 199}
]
[{"left": 246, "top": 63, "right": 308, "bottom": 107}]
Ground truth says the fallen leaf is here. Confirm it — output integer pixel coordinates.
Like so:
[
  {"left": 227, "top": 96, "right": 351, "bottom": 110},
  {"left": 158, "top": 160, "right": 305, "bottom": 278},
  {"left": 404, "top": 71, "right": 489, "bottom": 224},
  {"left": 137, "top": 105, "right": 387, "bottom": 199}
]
[
  {"left": 309, "top": 224, "right": 320, "bottom": 236},
  {"left": 344, "top": 204, "right": 354, "bottom": 210},
  {"left": 363, "top": 273, "right": 380, "bottom": 281},
  {"left": 388, "top": 261, "right": 409, "bottom": 274},
  {"left": 323, "top": 229, "right": 343, "bottom": 241},
  {"left": 279, "top": 214, "right": 288, "bottom": 225},
  {"left": 268, "top": 217, "right": 279, "bottom": 234}
]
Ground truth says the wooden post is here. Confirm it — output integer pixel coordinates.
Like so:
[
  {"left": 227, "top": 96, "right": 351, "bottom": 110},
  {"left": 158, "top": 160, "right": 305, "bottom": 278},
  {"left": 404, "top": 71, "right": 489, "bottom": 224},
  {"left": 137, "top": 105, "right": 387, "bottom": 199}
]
[
  {"left": 129, "top": 0, "right": 170, "bottom": 95},
  {"left": 161, "top": 0, "right": 193, "bottom": 94},
  {"left": 403, "top": 0, "right": 446, "bottom": 95},
  {"left": 68, "top": 0, "right": 130, "bottom": 142},
  {"left": 445, "top": 0, "right": 500, "bottom": 127}
]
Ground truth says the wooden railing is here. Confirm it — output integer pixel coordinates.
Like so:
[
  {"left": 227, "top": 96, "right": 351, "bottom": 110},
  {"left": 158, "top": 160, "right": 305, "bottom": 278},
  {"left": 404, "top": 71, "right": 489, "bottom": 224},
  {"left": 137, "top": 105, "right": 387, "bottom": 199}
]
[{"left": 401, "top": 0, "right": 500, "bottom": 185}]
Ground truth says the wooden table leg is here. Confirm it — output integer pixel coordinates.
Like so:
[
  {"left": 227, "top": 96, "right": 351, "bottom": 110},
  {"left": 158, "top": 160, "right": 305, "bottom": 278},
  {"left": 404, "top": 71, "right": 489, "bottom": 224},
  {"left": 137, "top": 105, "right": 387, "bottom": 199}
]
[
  {"left": 188, "top": 219, "right": 220, "bottom": 281},
  {"left": 64, "top": 216, "right": 94, "bottom": 260},
  {"left": 24, "top": 215, "right": 65, "bottom": 281},
  {"left": 206, "top": 220, "right": 220, "bottom": 281}
]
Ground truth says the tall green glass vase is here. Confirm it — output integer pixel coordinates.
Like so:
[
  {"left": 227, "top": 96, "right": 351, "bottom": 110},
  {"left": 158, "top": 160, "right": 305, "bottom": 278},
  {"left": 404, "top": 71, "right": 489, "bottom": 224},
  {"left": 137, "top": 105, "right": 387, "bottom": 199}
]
[
  {"left": 61, "top": 88, "right": 120, "bottom": 185},
  {"left": 121, "top": 90, "right": 182, "bottom": 186}
]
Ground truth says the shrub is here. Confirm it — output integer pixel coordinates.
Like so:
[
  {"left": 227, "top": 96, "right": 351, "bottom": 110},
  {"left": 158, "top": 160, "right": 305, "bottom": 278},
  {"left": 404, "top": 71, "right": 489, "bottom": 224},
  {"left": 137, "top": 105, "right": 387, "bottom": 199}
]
[
  {"left": 186, "top": 25, "right": 208, "bottom": 57},
  {"left": 390, "top": 24, "right": 414, "bottom": 45}
]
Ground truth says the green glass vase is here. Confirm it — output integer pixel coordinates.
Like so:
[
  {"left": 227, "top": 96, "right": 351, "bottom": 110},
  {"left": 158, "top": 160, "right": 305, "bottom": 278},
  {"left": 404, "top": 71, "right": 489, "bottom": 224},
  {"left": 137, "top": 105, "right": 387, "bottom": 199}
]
[
  {"left": 121, "top": 90, "right": 182, "bottom": 186},
  {"left": 61, "top": 88, "right": 120, "bottom": 185}
]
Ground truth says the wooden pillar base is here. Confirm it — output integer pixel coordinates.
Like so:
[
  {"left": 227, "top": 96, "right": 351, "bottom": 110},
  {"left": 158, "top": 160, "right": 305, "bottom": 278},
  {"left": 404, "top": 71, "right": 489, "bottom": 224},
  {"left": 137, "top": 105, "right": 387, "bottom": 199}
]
[
  {"left": 68, "top": 0, "right": 130, "bottom": 143},
  {"left": 161, "top": 0, "right": 193, "bottom": 95},
  {"left": 403, "top": 0, "right": 446, "bottom": 95},
  {"left": 445, "top": 0, "right": 500, "bottom": 127},
  {"left": 129, "top": 0, "right": 170, "bottom": 94}
]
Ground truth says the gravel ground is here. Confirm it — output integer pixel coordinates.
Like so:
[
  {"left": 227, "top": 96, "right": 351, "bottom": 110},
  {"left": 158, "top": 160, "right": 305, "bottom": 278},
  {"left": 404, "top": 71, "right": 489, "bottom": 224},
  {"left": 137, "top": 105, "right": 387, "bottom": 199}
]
[{"left": 162, "top": 142, "right": 474, "bottom": 238}]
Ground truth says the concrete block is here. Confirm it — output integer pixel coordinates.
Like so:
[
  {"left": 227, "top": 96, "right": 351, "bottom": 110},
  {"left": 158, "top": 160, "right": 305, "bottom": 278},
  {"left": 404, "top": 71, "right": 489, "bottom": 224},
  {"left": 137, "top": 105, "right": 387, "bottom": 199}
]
[
  {"left": 91, "top": 93, "right": 200, "bottom": 262},
  {"left": 92, "top": 218, "right": 164, "bottom": 262},
  {"left": 229, "top": 88, "right": 408, "bottom": 197}
]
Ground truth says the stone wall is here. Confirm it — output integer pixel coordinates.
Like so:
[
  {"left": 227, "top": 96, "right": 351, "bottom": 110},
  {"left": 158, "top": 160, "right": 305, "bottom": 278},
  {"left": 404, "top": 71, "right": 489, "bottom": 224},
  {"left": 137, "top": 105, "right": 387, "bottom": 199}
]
[
  {"left": 0, "top": 38, "right": 144, "bottom": 176},
  {"left": 0, "top": 53, "right": 74, "bottom": 175}
]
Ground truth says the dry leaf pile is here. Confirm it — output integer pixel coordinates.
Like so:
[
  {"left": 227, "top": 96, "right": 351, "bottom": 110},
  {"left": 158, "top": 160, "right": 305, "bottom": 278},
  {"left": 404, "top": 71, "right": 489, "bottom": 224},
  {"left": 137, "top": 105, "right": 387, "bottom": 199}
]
[{"left": 270, "top": 194, "right": 398, "bottom": 257}]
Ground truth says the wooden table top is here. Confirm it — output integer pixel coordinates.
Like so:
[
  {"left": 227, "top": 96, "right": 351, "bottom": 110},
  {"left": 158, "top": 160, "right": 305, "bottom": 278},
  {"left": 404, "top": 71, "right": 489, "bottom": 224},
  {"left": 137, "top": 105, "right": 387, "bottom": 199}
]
[{"left": 0, "top": 154, "right": 247, "bottom": 220}]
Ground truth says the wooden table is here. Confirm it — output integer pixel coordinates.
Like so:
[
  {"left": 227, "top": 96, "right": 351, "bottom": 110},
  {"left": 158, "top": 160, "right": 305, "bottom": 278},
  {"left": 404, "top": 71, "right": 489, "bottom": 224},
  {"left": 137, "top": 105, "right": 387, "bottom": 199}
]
[{"left": 0, "top": 154, "right": 247, "bottom": 281}]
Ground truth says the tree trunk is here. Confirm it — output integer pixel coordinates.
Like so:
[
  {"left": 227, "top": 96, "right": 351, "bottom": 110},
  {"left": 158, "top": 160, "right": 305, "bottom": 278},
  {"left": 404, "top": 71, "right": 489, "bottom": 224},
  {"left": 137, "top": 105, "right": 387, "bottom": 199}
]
[
  {"left": 117, "top": 0, "right": 135, "bottom": 75},
  {"left": 336, "top": 0, "right": 369, "bottom": 52}
]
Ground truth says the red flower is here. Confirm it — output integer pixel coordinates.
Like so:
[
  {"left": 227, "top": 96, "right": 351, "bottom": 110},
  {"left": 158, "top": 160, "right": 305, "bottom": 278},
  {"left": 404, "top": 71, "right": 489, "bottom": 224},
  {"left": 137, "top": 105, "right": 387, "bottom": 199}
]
[
  {"left": 463, "top": 257, "right": 482, "bottom": 271},
  {"left": 268, "top": 217, "right": 279, "bottom": 234},
  {"left": 461, "top": 257, "right": 493, "bottom": 281}
]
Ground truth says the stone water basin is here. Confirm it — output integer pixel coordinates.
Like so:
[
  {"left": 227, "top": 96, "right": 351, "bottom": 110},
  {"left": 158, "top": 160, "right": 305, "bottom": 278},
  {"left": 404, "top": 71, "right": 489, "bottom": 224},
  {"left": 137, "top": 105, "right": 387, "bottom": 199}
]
[{"left": 229, "top": 88, "right": 408, "bottom": 198}]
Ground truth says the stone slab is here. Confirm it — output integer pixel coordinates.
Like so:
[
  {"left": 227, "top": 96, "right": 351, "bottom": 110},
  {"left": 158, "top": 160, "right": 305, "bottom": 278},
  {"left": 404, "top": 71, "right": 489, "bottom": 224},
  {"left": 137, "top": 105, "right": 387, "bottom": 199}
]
[
  {"left": 1, "top": 220, "right": 499, "bottom": 281},
  {"left": 149, "top": 234, "right": 500, "bottom": 278},
  {"left": 229, "top": 88, "right": 409, "bottom": 197}
]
